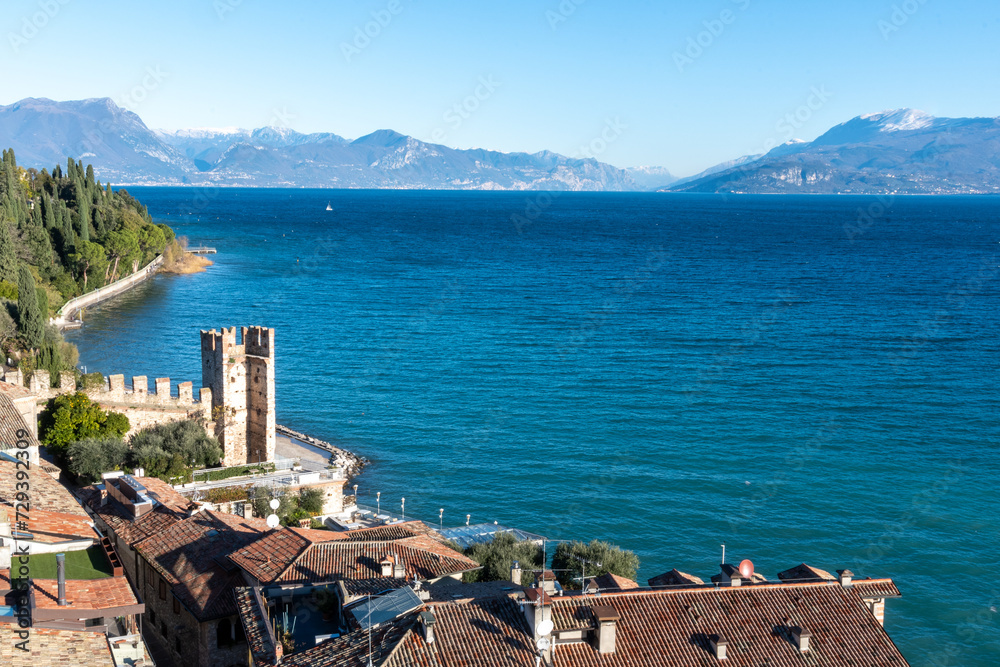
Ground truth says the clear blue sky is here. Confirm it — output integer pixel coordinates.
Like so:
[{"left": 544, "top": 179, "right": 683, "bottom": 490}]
[{"left": 3, "top": 0, "right": 998, "bottom": 175}]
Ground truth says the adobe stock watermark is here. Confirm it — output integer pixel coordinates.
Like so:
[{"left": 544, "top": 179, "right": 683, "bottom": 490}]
[
  {"left": 213, "top": 0, "right": 243, "bottom": 21},
  {"left": 674, "top": 0, "right": 752, "bottom": 73},
  {"left": 511, "top": 117, "right": 627, "bottom": 236},
  {"left": 546, "top": 0, "right": 587, "bottom": 30},
  {"left": 878, "top": 0, "right": 930, "bottom": 40},
  {"left": 114, "top": 66, "right": 169, "bottom": 113},
  {"left": 776, "top": 86, "right": 833, "bottom": 140},
  {"left": 341, "top": 0, "right": 412, "bottom": 63},
  {"left": 427, "top": 76, "right": 502, "bottom": 145},
  {"left": 8, "top": 0, "right": 73, "bottom": 54}
]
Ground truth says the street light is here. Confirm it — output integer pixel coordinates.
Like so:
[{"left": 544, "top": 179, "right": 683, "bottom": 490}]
[
  {"left": 439, "top": 508, "right": 444, "bottom": 531},
  {"left": 376, "top": 492, "right": 381, "bottom": 517},
  {"left": 466, "top": 514, "right": 471, "bottom": 527},
  {"left": 353, "top": 484, "right": 358, "bottom": 502},
  {"left": 401, "top": 497, "right": 405, "bottom": 521}
]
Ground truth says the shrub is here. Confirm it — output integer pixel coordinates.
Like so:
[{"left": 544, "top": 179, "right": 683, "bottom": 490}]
[
  {"left": 551, "top": 540, "right": 640, "bottom": 590},
  {"left": 66, "top": 437, "right": 128, "bottom": 483},
  {"left": 463, "top": 532, "right": 544, "bottom": 584},
  {"left": 38, "top": 392, "right": 130, "bottom": 460},
  {"left": 128, "top": 420, "right": 222, "bottom": 475}
]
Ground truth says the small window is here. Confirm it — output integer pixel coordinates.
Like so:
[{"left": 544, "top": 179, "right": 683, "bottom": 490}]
[
  {"left": 160, "top": 621, "right": 168, "bottom": 638},
  {"left": 159, "top": 578, "right": 166, "bottom": 600},
  {"left": 175, "top": 635, "right": 182, "bottom": 654},
  {"left": 173, "top": 596, "right": 180, "bottom": 614},
  {"left": 149, "top": 608, "right": 156, "bottom": 625}
]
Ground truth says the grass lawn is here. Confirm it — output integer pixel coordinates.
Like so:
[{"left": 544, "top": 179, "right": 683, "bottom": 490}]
[{"left": 28, "top": 546, "right": 113, "bottom": 580}]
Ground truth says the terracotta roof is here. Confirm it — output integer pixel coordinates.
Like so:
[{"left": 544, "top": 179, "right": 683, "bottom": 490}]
[
  {"left": 647, "top": 568, "right": 705, "bottom": 588},
  {"left": 228, "top": 527, "right": 314, "bottom": 583},
  {"left": 31, "top": 576, "right": 139, "bottom": 611},
  {"left": 0, "top": 380, "right": 34, "bottom": 400},
  {"left": 235, "top": 587, "right": 279, "bottom": 667},
  {"left": 328, "top": 521, "right": 440, "bottom": 542},
  {"left": 281, "top": 616, "right": 417, "bottom": 667},
  {"left": 17, "top": 507, "right": 95, "bottom": 543},
  {"left": 585, "top": 573, "right": 640, "bottom": 592},
  {"left": 134, "top": 476, "right": 195, "bottom": 513},
  {"left": 0, "top": 392, "right": 37, "bottom": 453},
  {"left": 77, "top": 484, "right": 183, "bottom": 546},
  {"left": 136, "top": 510, "right": 272, "bottom": 621},
  {"left": 0, "top": 459, "right": 89, "bottom": 518},
  {"left": 0, "top": 624, "right": 116, "bottom": 667},
  {"left": 855, "top": 579, "right": 903, "bottom": 599},
  {"left": 546, "top": 581, "right": 909, "bottom": 666},
  {"left": 274, "top": 535, "right": 480, "bottom": 585},
  {"left": 777, "top": 562, "right": 837, "bottom": 583}
]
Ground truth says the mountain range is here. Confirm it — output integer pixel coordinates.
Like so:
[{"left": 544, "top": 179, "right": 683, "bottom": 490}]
[
  {"left": 668, "top": 109, "right": 1000, "bottom": 194},
  {"left": 1, "top": 98, "right": 997, "bottom": 193}
]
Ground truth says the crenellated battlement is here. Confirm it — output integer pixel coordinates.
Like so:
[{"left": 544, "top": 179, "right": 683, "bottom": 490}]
[{"left": 243, "top": 325, "right": 274, "bottom": 359}]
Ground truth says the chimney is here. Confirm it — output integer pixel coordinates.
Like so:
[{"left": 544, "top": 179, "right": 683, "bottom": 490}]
[
  {"left": 510, "top": 560, "right": 522, "bottom": 586},
  {"left": 380, "top": 556, "right": 394, "bottom": 578},
  {"left": 392, "top": 554, "right": 406, "bottom": 579},
  {"left": 710, "top": 634, "right": 728, "bottom": 660},
  {"left": 837, "top": 569, "right": 853, "bottom": 587},
  {"left": 56, "top": 553, "right": 68, "bottom": 606},
  {"left": 591, "top": 605, "right": 619, "bottom": 655},
  {"left": 792, "top": 627, "right": 812, "bottom": 653},
  {"left": 524, "top": 587, "right": 553, "bottom": 640},
  {"left": 418, "top": 610, "right": 436, "bottom": 644}
]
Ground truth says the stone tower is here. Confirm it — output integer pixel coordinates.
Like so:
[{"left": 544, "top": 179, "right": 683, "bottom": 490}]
[{"left": 200, "top": 326, "right": 276, "bottom": 465}]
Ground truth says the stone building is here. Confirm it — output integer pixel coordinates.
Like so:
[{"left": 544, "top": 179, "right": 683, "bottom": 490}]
[{"left": 201, "top": 326, "right": 276, "bottom": 466}]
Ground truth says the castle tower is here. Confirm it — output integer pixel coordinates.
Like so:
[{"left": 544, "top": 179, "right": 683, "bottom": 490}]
[{"left": 200, "top": 326, "right": 276, "bottom": 465}]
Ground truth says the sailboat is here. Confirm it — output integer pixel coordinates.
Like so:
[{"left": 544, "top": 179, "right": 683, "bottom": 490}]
[{"left": 326, "top": 202, "right": 333, "bottom": 211}]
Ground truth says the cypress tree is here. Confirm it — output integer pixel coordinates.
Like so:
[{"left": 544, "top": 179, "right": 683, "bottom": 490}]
[
  {"left": 85, "top": 164, "right": 95, "bottom": 188},
  {"left": 78, "top": 197, "right": 91, "bottom": 243},
  {"left": 17, "top": 265, "right": 43, "bottom": 348},
  {"left": 35, "top": 286, "right": 48, "bottom": 320},
  {"left": 42, "top": 195, "right": 56, "bottom": 229},
  {"left": 0, "top": 222, "right": 17, "bottom": 284}
]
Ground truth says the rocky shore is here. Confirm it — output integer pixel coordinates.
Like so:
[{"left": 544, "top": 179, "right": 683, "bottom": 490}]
[{"left": 276, "top": 424, "right": 368, "bottom": 479}]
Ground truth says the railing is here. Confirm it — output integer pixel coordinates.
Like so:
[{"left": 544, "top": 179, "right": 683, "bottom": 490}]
[{"left": 53, "top": 255, "right": 165, "bottom": 326}]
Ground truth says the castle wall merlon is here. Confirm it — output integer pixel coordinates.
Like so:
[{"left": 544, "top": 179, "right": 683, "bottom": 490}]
[
  {"left": 132, "top": 376, "right": 148, "bottom": 397},
  {"left": 155, "top": 378, "right": 171, "bottom": 403},
  {"left": 178, "top": 382, "right": 193, "bottom": 405},
  {"left": 108, "top": 374, "right": 126, "bottom": 401}
]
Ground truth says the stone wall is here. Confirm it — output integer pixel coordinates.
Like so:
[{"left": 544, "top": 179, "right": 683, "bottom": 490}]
[
  {"left": 201, "top": 326, "right": 276, "bottom": 466},
  {"left": 12, "top": 369, "right": 214, "bottom": 439}
]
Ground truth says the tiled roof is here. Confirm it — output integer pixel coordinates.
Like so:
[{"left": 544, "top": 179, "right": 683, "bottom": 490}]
[
  {"left": 0, "top": 392, "right": 37, "bottom": 452},
  {"left": 134, "top": 476, "right": 195, "bottom": 513},
  {"left": 586, "top": 573, "right": 640, "bottom": 592},
  {"left": 777, "top": 562, "right": 837, "bottom": 583},
  {"left": 228, "top": 527, "right": 314, "bottom": 583},
  {"left": 0, "top": 380, "right": 34, "bottom": 400},
  {"left": 647, "top": 568, "right": 705, "bottom": 588},
  {"left": 0, "top": 459, "right": 89, "bottom": 518},
  {"left": 383, "top": 597, "right": 537, "bottom": 667},
  {"left": 855, "top": 579, "right": 902, "bottom": 599},
  {"left": 136, "top": 510, "right": 272, "bottom": 621},
  {"left": 77, "top": 485, "right": 183, "bottom": 546},
  {"left": 235, "top": 587, "right": 279, "bottom": 667},
  {"left": 281, "top": 616, "right": 417, "bottom": 667},
  {"left": 0, "top": 624, "right": 115, "bottom": 667},
  {"left": 546, "top": 580, "right": 909, "bottom": 666},
  {"left": 328, "top": 521, "right": 438, "bottom": 542},
  {"left": 31, "top": 576, "right": 138, "bottom": 611},
  {"left": 19, "top": 507, "right": 95, "bottom": 543},
  {"left": 275, "top": 535, "right": 480, "bottom": 585}
]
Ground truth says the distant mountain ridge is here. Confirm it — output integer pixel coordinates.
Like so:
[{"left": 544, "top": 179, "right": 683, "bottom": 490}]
[
  {"left": 0, "top": 97, "right": 639, "bottom": 191},
  {"left": 668, "top": 108, "right": 1000, "bottom": 194}
]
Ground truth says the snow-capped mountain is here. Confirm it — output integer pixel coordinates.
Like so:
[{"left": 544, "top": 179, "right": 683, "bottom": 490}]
[{"left": 668, "top": 109, "right": 1000, "bottom": 194}]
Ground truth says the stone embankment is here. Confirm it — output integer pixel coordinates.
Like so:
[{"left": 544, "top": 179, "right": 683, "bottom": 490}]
[
  {"left": 276, "top": 424, "right": 368, "bottom": 479},
  {"left": 52, "top": 255, "right": 165, "bottom": 329}
]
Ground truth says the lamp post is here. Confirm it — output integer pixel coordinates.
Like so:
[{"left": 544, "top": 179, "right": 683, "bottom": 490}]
[
  {"left": 401, "top": 497, "right": 405, "bottom": 521},
  {"left": 353, "top": 484, "right": 358, "bottom": 504},
  {"left": 466, "top": 514, "right": 471, "bottom": 527},
  {"left": 376, "top": 492, "right": 381, "bottom": 517},
  {"left": 439, "top": 508, "right": 444, "bottom": 531}
]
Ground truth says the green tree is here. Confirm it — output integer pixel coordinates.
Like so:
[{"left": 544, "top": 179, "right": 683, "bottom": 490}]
[
  {"left": 16, "top": 265, "right": 43, "bottom": 348},
  {"left": 0, "top": 302, "right": 16, "bottom": 346},
  {"left": 71, "top": 240, "right": 109, "bottom": 291},
  {"left": 127, "top": 420, "right": 222, "bottom": 477},
  {"left": 297, "top": 487, "right": 325, "bottom": 515},
  {"left": 35, "top": 286, "right": 48, "bottom": 320},
  {"left": 0, "top": 222, "right": 17, "bottom": 283},
  {"left": 551, "top": 540, "right": 640, "bottom": 590},
  {"left": 38, "top": 392, "right": 130, "bottom": 460},
  {"left": 66, "top": 436, "right": 128, "bottom": 483},
  {"left": 463, "top": 532, "right": 544, "bottom": 584}
]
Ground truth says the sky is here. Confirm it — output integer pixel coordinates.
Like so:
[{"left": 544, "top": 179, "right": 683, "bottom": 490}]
[{"left": 2, "top": 0, "right": 999, "bottom": 176}]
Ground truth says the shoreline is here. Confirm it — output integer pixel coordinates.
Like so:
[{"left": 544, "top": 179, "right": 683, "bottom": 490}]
[{"left": 276, "top": 424, "right": 368, "bottom": 479}]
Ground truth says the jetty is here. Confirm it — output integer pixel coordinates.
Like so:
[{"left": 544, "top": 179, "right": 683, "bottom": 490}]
[{"left": 187, "top": 246, "right": 217, "bottom": 254}]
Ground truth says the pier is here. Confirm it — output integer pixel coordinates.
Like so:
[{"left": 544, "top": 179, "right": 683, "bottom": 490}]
[{"left": 188, "top": 246, "right": 217, "bottom": 254}]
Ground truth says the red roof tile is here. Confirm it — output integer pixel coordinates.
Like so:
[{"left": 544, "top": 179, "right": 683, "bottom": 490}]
[
  {"left": 31, "top": 576, "right": 139, "bottom": 611},
  {"left": 0, "top": 624, "right": 116, "bottom": 667}
]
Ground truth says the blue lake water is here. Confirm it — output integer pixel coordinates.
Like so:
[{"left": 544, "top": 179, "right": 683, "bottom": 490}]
[{"left": 66, "top": 189, "right": 1000, "bottom": 665}]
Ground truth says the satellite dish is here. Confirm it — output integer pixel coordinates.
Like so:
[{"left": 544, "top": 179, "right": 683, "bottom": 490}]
[
  {"left": 739, "top": 559, "right": 754, "bottom": 579},
  {"left": 266, "top": 514, "right": 280, "bottom": 528},
  {"left": 269, "top": 498, "right": 281, "bottom": 510},
  {"left": 536, "top": 637, "right": 550, "bottom": 652},
  {"left": 536, "top": 619, "right": 554, "bottom": 636}
]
